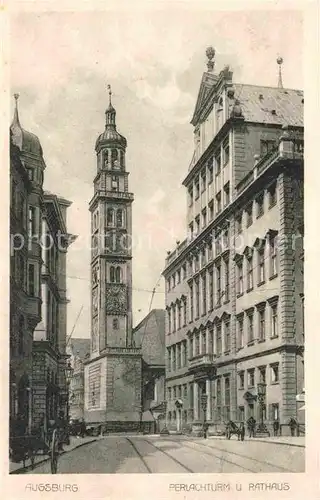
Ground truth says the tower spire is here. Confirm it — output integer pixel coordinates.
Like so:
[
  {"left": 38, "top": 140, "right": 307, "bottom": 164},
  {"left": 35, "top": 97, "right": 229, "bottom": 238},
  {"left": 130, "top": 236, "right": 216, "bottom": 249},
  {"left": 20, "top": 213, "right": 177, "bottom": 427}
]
[
  {"left": 107, "top": 84, "right": 112, "bottom": 105},
  {"left": 12, "top": 93, "right": 21, "bottom": 127},
  {"left": 105, "top": 84, "right": 116, "bottom": 128},
  {"left": 277, "top": 57, "right": 284, "bottom": 89}
]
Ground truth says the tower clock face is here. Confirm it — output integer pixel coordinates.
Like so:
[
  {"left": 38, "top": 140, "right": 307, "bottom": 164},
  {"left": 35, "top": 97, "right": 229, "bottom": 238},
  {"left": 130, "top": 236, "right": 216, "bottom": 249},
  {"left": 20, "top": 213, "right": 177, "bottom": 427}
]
[{"left": 106, "top": 284, "right": 127, "bottom": 314}]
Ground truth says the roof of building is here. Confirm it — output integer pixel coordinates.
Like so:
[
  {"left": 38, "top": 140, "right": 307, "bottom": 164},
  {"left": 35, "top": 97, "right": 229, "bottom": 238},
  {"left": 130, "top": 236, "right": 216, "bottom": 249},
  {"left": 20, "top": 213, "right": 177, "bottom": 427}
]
[
  {"left": 10, "top": 95, "right": 44, "bottom": 157},
  {"left": 133, "top": 309, "right": 165, "bottom": 366},
  {"left": 233, "top": 84, "right": 304, "bottom": 127},
  {"left": 68, "top": 338, "right": 90, "bottom": 361}
]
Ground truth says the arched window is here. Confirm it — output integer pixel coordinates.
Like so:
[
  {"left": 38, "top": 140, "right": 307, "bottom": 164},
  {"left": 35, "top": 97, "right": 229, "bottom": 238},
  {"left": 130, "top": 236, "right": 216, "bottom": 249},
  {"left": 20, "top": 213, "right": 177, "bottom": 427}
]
[
  {"left": 18, "top": 316, "right": 24, "bottom": 355},
  {"left": 111, "top": 149, "right": 118, "bottom": 167},
  {"left": 107, "top": 208, "right": 114, "bottom": 227},
  {"left": 104, "top": 150, "right": 109, "bottom": 167},
  {"left": 120, "top": 151, "right": 125, "bottom": 167},
  {"left": 113, "top": 318, "right": 119, "bottom": 330},
  {"left": 116, "top": 209, "right": 123, "bottom": 227},
  {"left": 110, "top": 266, "right": 115, "bottom": 283},
  {"left": 115, "top": 266, "right": 122, "bottom": 283}
]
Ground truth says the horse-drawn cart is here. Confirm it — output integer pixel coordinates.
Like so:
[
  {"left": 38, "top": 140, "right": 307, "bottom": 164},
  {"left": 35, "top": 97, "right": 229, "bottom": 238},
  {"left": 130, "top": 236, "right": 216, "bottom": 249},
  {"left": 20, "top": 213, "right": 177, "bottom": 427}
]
[
  {"left": 10, "top": 427, "right": 60, "bottom": 474},
  {"left": 225, "top": 420, "right": 245, "bottom": 441}
]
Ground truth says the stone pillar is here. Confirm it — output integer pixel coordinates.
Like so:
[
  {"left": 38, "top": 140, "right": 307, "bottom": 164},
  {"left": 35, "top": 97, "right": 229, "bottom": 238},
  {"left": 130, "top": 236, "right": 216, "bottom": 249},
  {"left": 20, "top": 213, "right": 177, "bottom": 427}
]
[
  {"left": 194, "top": 382, "right": 199, "bottom": 421},
  {"left": 206, "top": 379, "right": 211, "bottom": 421}
]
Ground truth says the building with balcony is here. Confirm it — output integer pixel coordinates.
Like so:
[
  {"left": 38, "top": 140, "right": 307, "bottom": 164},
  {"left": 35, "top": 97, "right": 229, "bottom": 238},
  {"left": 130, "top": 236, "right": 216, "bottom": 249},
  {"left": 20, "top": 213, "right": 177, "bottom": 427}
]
[
  {"left": 132, "top": 309, "right": 166, "bottom": 433},
  {"left": 66, "top": 338, "right": 90, "bottom": 421},
  {"left": 162, "top": 49, "right": 304, "bottom": 435},
  {"left": 10, "top": 95, "right": 45, "bottom": 434},
  {"left": 32, "top": 192, "right": 77, "bottom": 428}
]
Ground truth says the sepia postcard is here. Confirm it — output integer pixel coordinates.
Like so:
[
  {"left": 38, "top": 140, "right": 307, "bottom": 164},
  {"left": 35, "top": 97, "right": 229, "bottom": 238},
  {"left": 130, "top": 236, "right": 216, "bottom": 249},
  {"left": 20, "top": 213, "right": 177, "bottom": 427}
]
[{"left": 1, "top": 0, "right": 320, "bottom": 499}]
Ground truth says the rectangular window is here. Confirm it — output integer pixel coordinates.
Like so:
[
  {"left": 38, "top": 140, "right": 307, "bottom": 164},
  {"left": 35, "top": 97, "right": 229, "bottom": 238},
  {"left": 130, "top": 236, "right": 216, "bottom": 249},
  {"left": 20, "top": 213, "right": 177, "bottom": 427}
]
[
  {"left": 172, "top": 346, "right": 176, "bottom": 372},
  {"left": 202, "top": 274, "right": 207, "bottom": 315},
  {"left": 183, "top": 340, "right": 187, "bottom": 366},
  {"left": 224, "top": 259, "right": 230, "bottom": 302},
  {"left": 247, "top": 311, "right": 254, "bottom": 343},
  {"left": 182, "top": 264, "right": 187, "bottom": 280},
  {"left": 168, "top": 387, "right": 172, "bottom": 400},
  {"left": 201, "top": 171, "right": 206, "bottom": 193},
  {"left": 202, "top": 331, "right": 206, "bottom": 354},
  {"left": 173, "top": 386, "right": 177, "bottom": 398},
  {"left": 238, "top": 372, "right": 244, "bottom": 389},
  {"left": 258, "top": 308, "right": 266, "bottom": 341},
  {"left": 223, "top": 140, "right": 230, "bottom": 166},
  {"left": 209, "top": 328, "right": 214, "bottom": 353},
  {"left": 216, "top": 265, "right": 221, "bottom": 305},
  {"left": 256, "top": 194, "right": 264, "bottom": 218},
  {"left": 216, "top": 152, "right": 221, "bottom": 174},
  {"left": 208, "top": 201, "right": 214, "bottom": 221},
  {"left": 183, "top": 300, "right": 187, "bottom": 326},
  {"left": 258, "top": 248, "right": 265, "bottom": 284},
  {"left": 236, "top": 213, "right": 242, "bottom": 234},
  {"left": 188, "top": 186, "right": 193, "bottom": 207},
  {"left": 224, "top": 319, "right": 230, "bottom": 352},
  {"left": 246, "top": 203, "right": 253, "bottom": 227},
  {"left": 237, "top": 261, "right": 244, "bottom": 295},
  {"left": 28, "top": 206, "right": 37, "bottom": 238},
  {"left": 237, "top": 315, "right": 244, "bottom": 349},
  {"left": 271, "top": 303, "right": 278, "bottom": 337},
  {"left": 195, "top": 181, "right": 200, "bottom": 199},
  {"left": 167, "top": 348, "right": 171, "bottom": 372},
  {"left": 202, "top": 208, "right": 207, "bottom": 228},
  {"left": 209, "top": 268, "right": 214, "bottom": 311},
  {"left": 177, "top": 344, "right": 181, "bottom": 369},
  {"left": 208, "top": 163, "right": 213, "bottom": 184},
  {"left": 268, "top": 182, "right": 277, "bottom": 208},
  {"left": 247, "top": 256, "right": 253, "bottom": 291},
  {"left": 189, "top": 222, "right": 194, "bottom": 240},
  {"left": 28, "top": 263, "right": 35, "bottom": 296},
  {"left": 195, "top": 334, "right": 200, "bottom": 356},
  {"left": 216, "top": 323, "right": 222, "bottom": 355},
  {"left": 259, "top": 366, "right": 266, "bottom": 384},
  {"left": 207, "top": 241, "right": 213, "bottom": 261},
  {"left": 177, "top": 304, "right": 181, "bottom": 330},
  {"left": 201, "top": 247, "right": 206, "bottom": 268},
  {"left": 223, "top": 182, "right": 230, "bottom": 206},
  {"left": 195, "top": 216, "right": 200, "bottom": 235},
  {"left": 248, "top": 369, "right": 255, "bottom": 388},
  {"left": 195, "top": 279, "right": 200, "bottom": 318},
  {"left": 194, "top": 254, "right": 199, "bottom": 273},
  {"left": 189, "top": 284, "right": 193, "bottom": 322},
  {"left": 216, "top": 191, "right": 222, "bottom": 214},
  {"left": 271, "top": 363, "right": 279, "bottom": 383},
  {"left": 270, "top": 237, "right": 278, "bottom": 277}
]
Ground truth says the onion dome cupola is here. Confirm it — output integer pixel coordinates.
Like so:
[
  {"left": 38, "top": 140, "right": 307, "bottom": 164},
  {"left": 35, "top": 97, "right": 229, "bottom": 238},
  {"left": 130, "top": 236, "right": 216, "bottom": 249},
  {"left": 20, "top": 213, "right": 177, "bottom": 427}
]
[
  {"left": 95, "top": 85, "right": 127, "bottom": 161},
  {"left": 10, "top": 93, "right": 43, "bottom": 157}
]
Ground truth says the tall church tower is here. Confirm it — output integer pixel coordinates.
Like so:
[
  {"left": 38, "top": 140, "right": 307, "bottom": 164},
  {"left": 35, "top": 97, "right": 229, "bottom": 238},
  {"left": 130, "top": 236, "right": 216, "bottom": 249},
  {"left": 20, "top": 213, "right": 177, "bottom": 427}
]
[{"left": 84, "top": 87, "right": 142, "bottom": 430}]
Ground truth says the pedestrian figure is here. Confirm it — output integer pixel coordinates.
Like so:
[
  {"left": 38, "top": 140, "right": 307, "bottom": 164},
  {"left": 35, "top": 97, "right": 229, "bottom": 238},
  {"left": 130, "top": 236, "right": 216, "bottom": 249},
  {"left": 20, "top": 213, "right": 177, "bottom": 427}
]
[
  {"left": 288, "top": 417, "right": 297, "bottom": 437},
  {"left": 80, "top": 419, "right": 86, "bottom": 438},
  {"left": 238, "top": 422, "right": 245, "bottom": 441},
  {"left": 203, "top": 422, "right": 208, "bottom": 439},
  {"left": 273, "top": 418, "right": 280, "bottom": 437},
  {"left": 247, "top": 416, "right": 256, "bottom": 438}
]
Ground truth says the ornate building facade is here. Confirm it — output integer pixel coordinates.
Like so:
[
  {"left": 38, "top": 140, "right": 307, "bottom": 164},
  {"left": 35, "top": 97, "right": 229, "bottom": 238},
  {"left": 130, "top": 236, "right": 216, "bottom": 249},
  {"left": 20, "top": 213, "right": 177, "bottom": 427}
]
[
  {"left": 67, "top": 338, "right": 90, "bottom": 421},
  {"left": 162, "top": 49, "right": 304, "bottom": 436},
  {"left": 32, "top": 192, "right": 76, "bottom": 428},
  {"left": 10, "top": 95, "right": 45, "bottom": 433},
  {"left": 10, "top": 95, "right": 76, "bottom": 434},
  {"left": 84, "top": 89, "right": 142, "bottom": 431}
]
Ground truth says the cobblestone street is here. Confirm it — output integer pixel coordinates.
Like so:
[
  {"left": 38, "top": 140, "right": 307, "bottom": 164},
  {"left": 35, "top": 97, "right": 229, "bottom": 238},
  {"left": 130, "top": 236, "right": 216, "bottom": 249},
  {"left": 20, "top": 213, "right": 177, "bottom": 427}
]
[{"left": 26, "top": 435, "right": 305, "bottom": 474}]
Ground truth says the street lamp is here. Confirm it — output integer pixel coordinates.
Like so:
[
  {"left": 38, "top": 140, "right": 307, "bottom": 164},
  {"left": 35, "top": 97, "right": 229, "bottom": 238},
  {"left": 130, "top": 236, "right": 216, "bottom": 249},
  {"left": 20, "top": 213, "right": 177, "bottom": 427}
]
[
  {"left": 256, "top": 382, "right": 269, "bottom": 436},
  {"left": 201, "top": 393, "right": 208, "bottom": 439}
]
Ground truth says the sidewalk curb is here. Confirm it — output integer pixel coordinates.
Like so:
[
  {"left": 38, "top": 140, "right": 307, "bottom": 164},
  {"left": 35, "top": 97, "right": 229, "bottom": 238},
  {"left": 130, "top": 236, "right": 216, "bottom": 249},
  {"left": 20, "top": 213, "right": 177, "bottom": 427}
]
[{"left": 9, "top": 439, "right": 98, "bottom": 475}]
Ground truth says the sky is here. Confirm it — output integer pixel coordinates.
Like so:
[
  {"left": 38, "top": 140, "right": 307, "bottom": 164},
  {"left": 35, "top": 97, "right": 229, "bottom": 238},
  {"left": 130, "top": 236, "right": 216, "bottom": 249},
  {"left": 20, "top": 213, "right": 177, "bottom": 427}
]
[{"left": 10, "top": 7, "right": 303, "bottom": 339}]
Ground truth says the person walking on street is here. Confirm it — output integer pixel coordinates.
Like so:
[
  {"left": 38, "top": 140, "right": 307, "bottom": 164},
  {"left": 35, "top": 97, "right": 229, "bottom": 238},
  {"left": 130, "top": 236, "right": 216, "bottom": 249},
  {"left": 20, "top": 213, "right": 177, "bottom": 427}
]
[
  {"left": 273, "top": 418, "right": 280, "bottom": 437},
  {"left": 289, "top": 417, "right": 297, "bottom": 437},
  {"left": 247, "top": 417, "right": 256, "bottom": 438}
]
